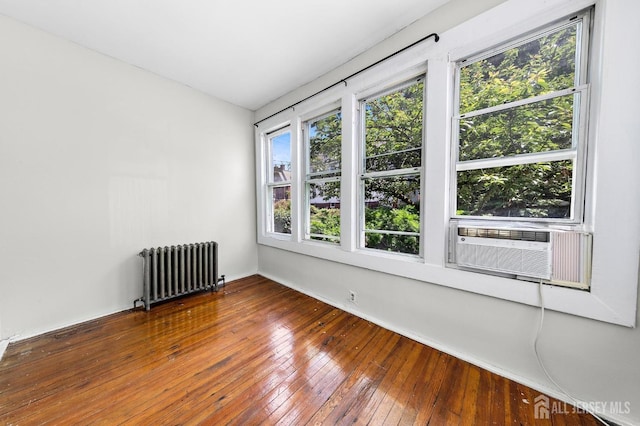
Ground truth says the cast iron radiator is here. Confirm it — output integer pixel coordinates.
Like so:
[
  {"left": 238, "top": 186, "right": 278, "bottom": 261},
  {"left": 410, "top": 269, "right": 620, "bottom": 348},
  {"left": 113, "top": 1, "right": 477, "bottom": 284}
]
[{"left": 135, "top": 241, "right": 223, "bottom": 310}]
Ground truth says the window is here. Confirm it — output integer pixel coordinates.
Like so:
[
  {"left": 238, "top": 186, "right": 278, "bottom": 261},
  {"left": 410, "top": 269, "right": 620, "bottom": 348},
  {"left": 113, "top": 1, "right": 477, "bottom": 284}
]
[
  {"left": 304, "top": 110, "right": 342, "bottom": 243},
  {"left": 255, "top": 3, "right": 638, "bottom": 326},
  {"left": 360, "top": 78, "right": 424, "bottom": 255},
  {"left": 453, "top": 11, "right": 591, "bottom": 221},
  {"left": 266, "top": 128, "right": 292, "bottom": 234}
]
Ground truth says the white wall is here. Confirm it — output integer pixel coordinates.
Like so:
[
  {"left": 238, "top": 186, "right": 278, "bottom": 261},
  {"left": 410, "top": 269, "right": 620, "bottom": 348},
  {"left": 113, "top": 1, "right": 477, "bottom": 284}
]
[
  {"left": 0, "top": 15, "right": 258, "bottom": 342},
  {"left": 256, "top": 0, "right": 640, "bottom": 424}
]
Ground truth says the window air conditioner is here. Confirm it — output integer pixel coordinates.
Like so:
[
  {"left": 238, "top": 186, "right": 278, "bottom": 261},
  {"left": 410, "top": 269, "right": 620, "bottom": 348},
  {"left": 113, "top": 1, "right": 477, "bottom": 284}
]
[
  {"left": 455, "top": 225, "right": 552, "bottom": 279},
  {"left": 451, "top": 223, "right": 591, "bottom": 288}
]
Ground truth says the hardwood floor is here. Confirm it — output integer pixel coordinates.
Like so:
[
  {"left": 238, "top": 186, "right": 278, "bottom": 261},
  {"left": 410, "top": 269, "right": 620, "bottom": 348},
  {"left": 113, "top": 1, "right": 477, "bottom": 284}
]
[{"left": 0, "top": 275, "right": 600, "bottom": 425}]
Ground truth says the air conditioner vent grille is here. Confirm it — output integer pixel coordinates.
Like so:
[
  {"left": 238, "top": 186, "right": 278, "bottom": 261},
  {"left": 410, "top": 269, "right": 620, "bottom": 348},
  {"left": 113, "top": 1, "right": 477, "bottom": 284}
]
[{"left": 458, "top": 227, "right": 549, "bottom": 242}]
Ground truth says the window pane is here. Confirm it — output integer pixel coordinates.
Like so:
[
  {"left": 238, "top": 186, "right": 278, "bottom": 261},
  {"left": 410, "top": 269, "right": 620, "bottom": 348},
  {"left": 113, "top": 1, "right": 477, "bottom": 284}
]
[
  {"left": 456, "top": 161, "right": 573, "bottom": 218},
  {"left": 364, "top": 175, "right": 420, "bottom": 213},
  {"left": 364, "top": 175, "right": 420, "bottom": 254},
  {"left": 309, "top": 111, "right": 341, "bottom": 176},
  {"left": 309, "top": 181, "right": 340, "bottom": 242},
  {"left": 364, "top": 81, "right": 424, "bottom": 172},
  {"left": 364, "top": 233, "right": 419, "bottom": 255},
  {"left": 271, "top": 185, "right": 291, "bottom": 234},
  {"left": 459, "top": 94, "right": 576, "bottom": 161},
  {"left": 459, "top": 24, "right": 578, "bottom": 114},
  {"left": 365, "top": 148, "right": 421, "bottom": 172},
  {"left": 270, "top": 132, "right": 291, "bottom": 183}
]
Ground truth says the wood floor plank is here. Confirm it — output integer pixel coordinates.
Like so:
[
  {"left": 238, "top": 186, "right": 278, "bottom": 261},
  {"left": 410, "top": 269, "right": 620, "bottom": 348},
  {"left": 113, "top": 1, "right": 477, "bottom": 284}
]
[
  {"left": 235, "top": 319, "right": 379, "bottom": 424},
  {"left": 358, "top": 342, "right": 428, "bottom": 425},
  {"left": 0, "top": 275, "right": 603, "bottom": 426},
  {"left": 477, "top": 367, "right": 500, "bottom": 425},
  {"left": 458, "top": 364, "right": 481, "bottom": 425},
  {"left": 40, "top": 288, "right": 329, "bottom": 424},
  {"left": 0, "top": 276, "right": 285, "bottom": 405},
  {"left": 270, "top": 320, "right": 390, "bottom": 425},
  {"left": 433, "top": 357, "right": 469, "bottom": 423},
  {"left": 201, "top": 311, "right": 363, "bottom": 425},
  {"left": 396, "top": 345, "right": 444, "bottom": 425},
  {"left": 1, "top": 278, "right": 308, "bottom": 424},
  {"left": 145, "top": 307, "right": 351, "bottom": 425},
  {"left": 306, "top": 332, "right": 408, "bottom": 425}
]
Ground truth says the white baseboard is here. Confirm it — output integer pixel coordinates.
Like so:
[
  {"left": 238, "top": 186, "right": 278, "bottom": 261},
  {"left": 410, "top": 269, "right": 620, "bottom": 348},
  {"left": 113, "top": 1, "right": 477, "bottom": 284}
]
[{"left": 0, "top": 338, "right": 10, "bottom": 362}]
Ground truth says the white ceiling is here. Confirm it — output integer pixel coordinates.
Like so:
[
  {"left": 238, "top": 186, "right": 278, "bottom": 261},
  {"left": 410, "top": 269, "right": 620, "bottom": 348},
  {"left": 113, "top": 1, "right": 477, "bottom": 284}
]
[{"left": 0, "top": 0, "right": 447, "bottom": 110}]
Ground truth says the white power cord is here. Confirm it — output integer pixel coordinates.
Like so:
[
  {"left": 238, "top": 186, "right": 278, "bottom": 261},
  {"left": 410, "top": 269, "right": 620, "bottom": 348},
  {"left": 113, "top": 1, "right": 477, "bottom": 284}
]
[{"left": 534, "top": 280, "right": 610, "bottom": 425}]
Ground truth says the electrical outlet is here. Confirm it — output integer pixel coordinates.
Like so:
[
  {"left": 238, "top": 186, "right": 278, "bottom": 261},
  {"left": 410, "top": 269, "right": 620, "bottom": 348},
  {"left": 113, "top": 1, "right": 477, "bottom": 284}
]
[{"left": 349, "top": 290, "right": 357, "bottom": 303}]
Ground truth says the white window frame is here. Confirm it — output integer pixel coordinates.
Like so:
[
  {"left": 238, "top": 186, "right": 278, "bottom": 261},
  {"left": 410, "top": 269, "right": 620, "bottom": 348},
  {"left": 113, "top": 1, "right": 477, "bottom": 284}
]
[
  {"left": 264, "top": 126, "right": 293, "bottom": 237},
  {"left": 451, "top": 11, "right": 592, "bottom": 224},
  {"left": 303, "top": 107, "right": 342, "bottom": 244},
  {"left": 358, "top": 77, "right": 426, "bottom": 256}
]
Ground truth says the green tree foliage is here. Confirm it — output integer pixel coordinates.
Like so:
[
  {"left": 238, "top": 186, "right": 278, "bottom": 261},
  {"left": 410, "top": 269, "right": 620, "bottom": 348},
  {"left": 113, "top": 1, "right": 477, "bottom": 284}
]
[
  {"left": 311, "top": 82, "right": 424, "bottom": 206},
  {"left": 457, "top": 25, "right": 579, "bottom": 218},
  {"left": 364, "top": 82, "right": 423, "bottom": 207},
  {"left": 307, "top": 82, "right": 424, "bottom": 253},
  {"left": 364, "top": 205, "right": 420, "bottom": 254},
  {"left": 309, "top": 112, "right": 341, "bottom": 175},
  {"left": 273, "top": 199, "right": 291, "bottom": 234},
  {"left": 302, "top": 23, "right": 580, "bottom": 251},
  {"left": 361, "top": 81, "right": 423, "bottom": 254},
  {"left": 308, "top": 112, "right": 342, "bottom": 242},
  {"left": 308, "top": 181, "right": 340, "bottom": 242},
  {"left": 309, "top": 205, "right": 340, "bottom": 241}
]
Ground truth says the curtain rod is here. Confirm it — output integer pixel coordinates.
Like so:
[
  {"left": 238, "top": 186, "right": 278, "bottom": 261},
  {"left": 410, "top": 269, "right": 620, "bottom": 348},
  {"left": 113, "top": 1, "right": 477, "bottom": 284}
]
[{"left": 254, "top": 32, "right": 440, "bottom": 127}]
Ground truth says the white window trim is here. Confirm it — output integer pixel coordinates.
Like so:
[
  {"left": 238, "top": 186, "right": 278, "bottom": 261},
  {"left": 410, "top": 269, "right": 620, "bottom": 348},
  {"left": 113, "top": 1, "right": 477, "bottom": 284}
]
[
  {"left": 264, "top": 126, "right": 293, "bottom": 237},
  {"left": 358, "top": 77, "right": 425, "bottom": 256},
  {"left": 255, "top": 0, "right": 637, "bottom": 327},
  {"left": 451, "top": 11, "right": 591, "bottom": 224},
  {"left": 303, "top": 107, "right": 343, "bottom": 244}
]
